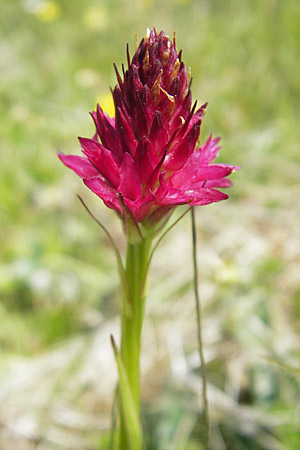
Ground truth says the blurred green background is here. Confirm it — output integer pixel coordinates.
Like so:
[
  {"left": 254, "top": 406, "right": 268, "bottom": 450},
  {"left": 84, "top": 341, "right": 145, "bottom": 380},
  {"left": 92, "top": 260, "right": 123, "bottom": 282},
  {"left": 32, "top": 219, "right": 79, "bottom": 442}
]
[{"left": 1, "top": 0, "right": 300, "bottom": 448}]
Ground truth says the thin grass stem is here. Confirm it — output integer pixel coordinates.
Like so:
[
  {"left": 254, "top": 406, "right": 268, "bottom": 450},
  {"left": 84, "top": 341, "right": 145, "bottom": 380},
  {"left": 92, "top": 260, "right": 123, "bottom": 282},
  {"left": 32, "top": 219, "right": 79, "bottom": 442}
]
[{"left": 191, "top": 207, "right": 210, "bottom": 448}]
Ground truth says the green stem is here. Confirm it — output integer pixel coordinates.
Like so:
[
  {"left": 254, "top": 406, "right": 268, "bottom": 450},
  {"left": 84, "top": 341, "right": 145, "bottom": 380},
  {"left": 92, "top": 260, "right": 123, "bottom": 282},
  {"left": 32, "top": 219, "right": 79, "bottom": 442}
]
[
  {"left": 191, "top": 207, "right": 210, "bottom": 448},
  {"left": 119, "top": 234, "right": 152, "bottom": 450}
]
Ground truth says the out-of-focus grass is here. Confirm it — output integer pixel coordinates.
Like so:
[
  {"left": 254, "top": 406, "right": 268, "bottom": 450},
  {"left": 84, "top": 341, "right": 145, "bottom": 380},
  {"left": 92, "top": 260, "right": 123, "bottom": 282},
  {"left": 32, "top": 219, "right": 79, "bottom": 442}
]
[{"left": 0, "top": 0, "right": 300, "bottom": 448}]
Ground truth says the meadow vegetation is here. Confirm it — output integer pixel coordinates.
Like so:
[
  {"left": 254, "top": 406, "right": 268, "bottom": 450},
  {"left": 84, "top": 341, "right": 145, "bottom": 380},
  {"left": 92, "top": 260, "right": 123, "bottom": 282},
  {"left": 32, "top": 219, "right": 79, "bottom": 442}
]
[{"left": 0, "top": 0, "right": 299, "bottom": 448}]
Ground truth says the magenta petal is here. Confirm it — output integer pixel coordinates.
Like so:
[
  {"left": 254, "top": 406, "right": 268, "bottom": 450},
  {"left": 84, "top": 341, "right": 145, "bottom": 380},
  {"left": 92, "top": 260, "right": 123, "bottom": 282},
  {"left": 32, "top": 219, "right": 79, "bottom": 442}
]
[
  {"left": 169, "top": 154, "right": 199, "bottom": 189},
  {"left": 219, "top": 163, "right": 240, "bottom": 172},
  {"left": 58, "top": 153, "right": 99, "bottom": 178},
  {"left": 197, "top": 178, "right": 233, "bottom": 188},
  {"left": 181, "top": 103, "right": 207, "bottom": 137},
  {"left": 195, "top": 164, "right": 235, "bottom": 181},
  {"left": 155, "top": 173, "right": 168, "bottom": 201},
  {"left": 118, "top": 153, "right": 142, "bottom": 201},
  {"left": 104, "top": 111, "right": 115, "bottom": 128},
  {"left": 115, "top": 107, "right": 138, "bottom": 156},
  {"left": 164, "top": 120, "right": 201, "bottom": 171},
  {"left": 124, "top": 191, "right": 155, "bottom": 222},
  {"left": 136, "top": 137, "right": 158, "bottom": 185},
  {"left": 149, "top": 110, "right": 169, "bottom": 157},
  {"left": 170, "top": 164, "right": 233, "bottom": 190},
  {"left": 169, "top": 89, "right": 192, "bottom": 131},
  {"left": 135, "top": 92, "right": 149, "bottom": 137},
  {"left": 91, "top": 105, "right": 121, "bottom": 158},
  {"left": 145, "top": 150, "right": 167, "bottom": 191},
  {"left": 79, "top": 137, "right": 120, "bottom": 187},
  {"left": 190, "top": 187, "right": 229, "bottom": 204},
  {"left": 156, "top": 191, "right": 194, "bottom": 206},
  {"left": 128, "top": 64, "right": 143, "bottom": 95},
  {"left": 113, "top": 63, "right": 124, "bottom": 92},
  {"left": 83, "top": 177, "right": 120, "bottom": 211},
  {"left": 199, "top": 134, "right": 221, "bottom": 165},
  {"left": 140, "top": 85, "right": 155, "bottom": 131},
  {"left": 155, "top": 174, "right": 192, "bottom": 205},
  {"left": 177, "top": 62, "right": 188, "bottom": 98}
]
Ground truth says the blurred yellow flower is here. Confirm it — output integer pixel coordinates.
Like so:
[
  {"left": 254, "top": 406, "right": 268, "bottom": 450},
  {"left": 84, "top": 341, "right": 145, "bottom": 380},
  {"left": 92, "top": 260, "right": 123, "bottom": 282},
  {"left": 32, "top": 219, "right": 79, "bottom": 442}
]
[
  {"left": 95, "top": 92, "right": 114, "bottom": 117},
  {"left": 34, "top": 1, "right": 61, "bottom": 22},
  {"left": 83, "top": 5, "right": 108, "bottom": 32},
  {"left": 143, "top": 0, "right": 155, "bottom": 9}
]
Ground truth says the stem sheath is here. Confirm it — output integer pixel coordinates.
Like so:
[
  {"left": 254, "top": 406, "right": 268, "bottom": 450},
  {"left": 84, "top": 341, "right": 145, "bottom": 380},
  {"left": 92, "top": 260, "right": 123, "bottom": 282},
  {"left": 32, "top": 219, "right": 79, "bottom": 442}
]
[{"left": 119, "top": 235, "right": 152, "bottom": 450}]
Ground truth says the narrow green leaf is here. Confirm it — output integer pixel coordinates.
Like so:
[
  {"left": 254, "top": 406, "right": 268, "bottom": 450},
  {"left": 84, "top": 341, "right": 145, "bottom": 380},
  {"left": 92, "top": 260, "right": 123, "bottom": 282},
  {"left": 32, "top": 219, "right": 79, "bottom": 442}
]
[
  {"left": 141, "top": 206, "right": 192, "bottom": 292},
  {"left": 78, "top": 195, "right": 133, "bottom": 317},
  {"left": 110, "top": 335, "right": 142, "bottom": 450}
]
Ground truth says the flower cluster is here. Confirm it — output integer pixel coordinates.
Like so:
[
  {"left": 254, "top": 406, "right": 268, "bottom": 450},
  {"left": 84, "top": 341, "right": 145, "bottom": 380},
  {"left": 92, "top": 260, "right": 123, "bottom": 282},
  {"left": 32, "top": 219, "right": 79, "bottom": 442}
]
[{"left": 59, "top": 28, "right": 237, "bottom": 225}]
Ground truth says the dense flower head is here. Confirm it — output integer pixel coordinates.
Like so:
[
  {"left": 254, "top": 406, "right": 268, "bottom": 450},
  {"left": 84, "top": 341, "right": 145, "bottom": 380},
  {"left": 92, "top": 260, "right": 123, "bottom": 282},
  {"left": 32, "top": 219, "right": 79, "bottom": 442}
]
[{"left": 59, "top": 28, "right": 237, "bottom": 227}]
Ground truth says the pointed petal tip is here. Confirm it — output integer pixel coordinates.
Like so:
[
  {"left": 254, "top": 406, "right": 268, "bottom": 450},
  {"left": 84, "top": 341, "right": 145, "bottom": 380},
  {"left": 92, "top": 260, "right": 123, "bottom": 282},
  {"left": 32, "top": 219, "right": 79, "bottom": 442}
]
[{"left": 58, "top": 153, "right": 99, "bottom": 178}]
